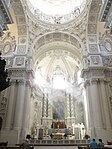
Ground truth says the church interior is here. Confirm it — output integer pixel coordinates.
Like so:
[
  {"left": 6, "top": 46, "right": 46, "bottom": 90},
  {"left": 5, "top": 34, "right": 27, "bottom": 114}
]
[{"left": 0, "top": 0, "right": 112, "bottom": 147}]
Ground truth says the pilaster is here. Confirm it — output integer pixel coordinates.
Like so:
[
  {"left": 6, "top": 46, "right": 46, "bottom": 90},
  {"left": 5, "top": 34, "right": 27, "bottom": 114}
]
[
  {"left": 90, "top": 79, "right": 103, "bottom": 129},
  {"left": 21, "top": 81, "right": 31, "bottom": 138},
  {"left": 84, "top": 80, "right": 93, "bottom": 135},
  {"left": 5, "top": 81, "right": 16, "bottom": 129},
  {"left": 14, "top": 81, "right": 25, "bottom": 129},
  {"left": 99, "top": 79, "right": 112, "bottom": 129}
]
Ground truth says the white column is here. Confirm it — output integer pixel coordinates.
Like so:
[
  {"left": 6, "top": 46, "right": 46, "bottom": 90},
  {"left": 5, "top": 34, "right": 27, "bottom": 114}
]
[
  {"left": 90, "top": 79, "right": 103, "bottom": 128},
  {"left": 22, "top": 82, "right": 31, "bottom": 131},
  {"left": 5, "top": 82, "right": 16, "bottom": 129},
  {"left": 14, "top": 81, "right": 25, "bottom": 129},
  {"left": 84, "top": 80, "right": 93, "bottom": 133},
  {"left": 100, "top": 79, "right": 112, "bottom": 129}
]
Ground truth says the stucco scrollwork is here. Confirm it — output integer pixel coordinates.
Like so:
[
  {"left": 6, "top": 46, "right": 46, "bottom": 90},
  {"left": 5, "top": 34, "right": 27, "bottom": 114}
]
[
  {"left": 16, "top": 45, "right": 26, "bottom": 55},
  {"left": 88, "top": 35, "right": 97, "bottom": 43},
  {"left": 91, "top": 70, "right": 104, "bottom": 77},
  {"left": 14, "top": 57, "right": 25, "bottom": 66},
  {"left": 90, "top": 2, "right": 100, "bottom": 13},
  {"left": 19, "top": 37, "right": 27, "bottom": 44},
  {"left": 89, "top": 14, "right": 98, "bottom": 23},
  {"left": 0, "top": 97, "right": 7, "bottom": 119},
  {"left": 99, "top": 32, "right": 112, "bottom": 53},
  {"left": 6, "top": 57, "right": 14, "bottom": 68},
  {"left": 90, "top": 55, "right": 102, "bottom": 66},
  {"left": 103, "top": 38, "right": 112, "bottom": 52},
  {"left": 16, "top": 16, "right": 26, "bottom": 24},
  {"left": 91, "top": 78, "right": 98, "bottom": 84},
  {"left": 0, "top": 97, "right": 7, "bottom": 110},
  {"left": 84, "top": 79, "right": 90, "bottom": 87},
  {"left": 83, "top": 57, "right": 90, "bottom": 69},
  {"left": 103, "top": 55, "right": 112, "bottom": 66},
  {"left": 88, "top": 24, "right": 97, "bottom": 34},
  {"left": 0, "top": 32, "right": 16, "bottom": 55},
  {"left": 3, "top": 42, "right": 11, "bottom": 53},
  {"left": 18, "top": 25, "right": 27, "bottom": 36},
  {"left": 12, "top": 71, "right": 24, "bottom": 77},
  {"left": 13, "top": 5, "right": 24, "bottom": 15},
  {"left": 89, "top": 44, "right": 99, "bottom": 53}
]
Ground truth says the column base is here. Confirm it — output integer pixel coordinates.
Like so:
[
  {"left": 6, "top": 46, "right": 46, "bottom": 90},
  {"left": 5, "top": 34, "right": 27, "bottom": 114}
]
[
  {"left": 0, "top": 129, "right": 21, "bottom": 146},
  {"left": 0, "top": 129, "right": 29, "bottom": 146}
]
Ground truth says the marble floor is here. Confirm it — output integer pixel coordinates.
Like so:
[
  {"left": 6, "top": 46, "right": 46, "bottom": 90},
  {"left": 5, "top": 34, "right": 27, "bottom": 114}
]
[{"left": 34, "top": 146, "right": 78, "bottom": 149}]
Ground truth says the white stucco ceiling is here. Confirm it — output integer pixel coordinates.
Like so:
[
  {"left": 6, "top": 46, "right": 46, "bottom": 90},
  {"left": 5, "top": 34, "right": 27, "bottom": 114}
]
[
  {"left": 26, "top": 0, "right": 86, "bottom": 24},
  {"left": 34, "top": 39, "right": 82, "bottom": 82},
  {"left": 28, "top": 0, "right": 85, "bottom": 16}
]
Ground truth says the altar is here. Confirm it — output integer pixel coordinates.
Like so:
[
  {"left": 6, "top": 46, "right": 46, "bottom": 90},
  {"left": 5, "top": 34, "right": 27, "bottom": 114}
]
[
  {"left": 52, "top": 133, "right": 65, "bottom": 139},
  {"left": 52, "top": 123, "right": 65, "bottom": 139}
]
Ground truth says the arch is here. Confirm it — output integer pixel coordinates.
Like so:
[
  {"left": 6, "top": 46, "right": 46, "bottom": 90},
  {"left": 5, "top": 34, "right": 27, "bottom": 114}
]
[
  {"left": 10, "top": 0, "right": 27, "bottom": 40},
  {"left": 31, "top": 32, "right": 84, "bottom": 53},
  {"left": 87, "top": 0, "right": 102, "bottom": 54}
]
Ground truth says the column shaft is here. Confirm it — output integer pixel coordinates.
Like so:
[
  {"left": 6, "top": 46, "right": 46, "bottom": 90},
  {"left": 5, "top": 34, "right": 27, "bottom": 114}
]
[
  {"left": 22, "top": 83, "right": 31, "bottom": 131},
  {"left": 84, "top": 80, "right": 93, "bottom": 131},
  {"left": 14, "top": 82, "right": 25, "bottom": 129},
  {"left": 5, "top": 82, "right": 16, "bottom": 129},
  {"left": 90, "top": 79, "right": 103, "bottom": 128},
  {"left": 100, "top": 80, "right": 112, "bottom": 129}
]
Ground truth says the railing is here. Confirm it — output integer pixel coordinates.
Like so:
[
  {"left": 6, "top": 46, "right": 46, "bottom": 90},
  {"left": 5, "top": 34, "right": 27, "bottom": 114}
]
[{"left": 30, "top": 139, "right": 90, "bottom": 146}]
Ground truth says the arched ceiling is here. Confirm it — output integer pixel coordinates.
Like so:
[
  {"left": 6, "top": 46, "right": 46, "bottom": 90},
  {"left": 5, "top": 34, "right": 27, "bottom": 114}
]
[{"left": 33, "top": 32, "right": 82, "bottom": 80}]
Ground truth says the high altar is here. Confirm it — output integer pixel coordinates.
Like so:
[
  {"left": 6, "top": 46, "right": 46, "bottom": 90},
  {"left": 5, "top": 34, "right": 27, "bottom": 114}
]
[{"left": 51, "top": 120, "right": 66, "bottom": 139}]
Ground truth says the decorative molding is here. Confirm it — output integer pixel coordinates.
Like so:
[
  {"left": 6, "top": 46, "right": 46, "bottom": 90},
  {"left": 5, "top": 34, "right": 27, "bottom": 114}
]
[
  {"left": 13, "top": 4, "right": 24, "bottom": 15},
  {"left": 16, "top": 45, "right": 26, "bottom": 55},
  {"left": 0, "top": 97, "right": 7, "bottom": 119},
  {"left": 84, "top": 79, "right": 90, "bottom": 87},
  {"left": 90, "top": 55, "right": 102, "bottom": 66},
  {"left": 89, "top": 44, "right": 99, "bottom": 53},
  {"left": 14, "top": 57, "right": 25, "bottom": 67},
  {"left": 11, "top": 71, "right": 24, "bottom": 78},
  {"left": 18, "top": 25, "right": 27, "bottom": 36},
  {"left": 91, "top": 78, "right": 98, "bottom": 84},
  {"left": 16, "top": 16, "right": 26, "bottom": 24},
  {"left": 0, "top": 32, "right": 16, "bottom": 55},
  {"left": 88, "top": 24, "right": 97, "bottom": 34},
  {"left": 18, "top": 37, "right": 27, "bottom": 44}
]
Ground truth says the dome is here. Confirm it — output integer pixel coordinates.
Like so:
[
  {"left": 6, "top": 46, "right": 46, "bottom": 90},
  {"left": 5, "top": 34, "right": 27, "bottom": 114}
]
[{"left": 26, "top": 0, "right": 86, "bottom": 24}]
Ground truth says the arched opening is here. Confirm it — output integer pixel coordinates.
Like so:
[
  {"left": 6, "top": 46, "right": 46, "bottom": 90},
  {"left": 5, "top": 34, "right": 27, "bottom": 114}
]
[{"left": 33, "top": 32, "right": 85, "bottom": 140}]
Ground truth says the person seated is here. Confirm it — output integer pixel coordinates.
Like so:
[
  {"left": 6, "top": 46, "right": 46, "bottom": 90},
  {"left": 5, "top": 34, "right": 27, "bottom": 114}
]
[
  {"left": 89, "top": 138, "right": 97, "bottom": 148},
  {"left": 20, "top": 140, "right": 29, "bottom": 149},
  {"left": 0, "top": 141, "right": 8, "bottom": 146},
  {"left": 98, "top": 139, "right": 104, "bottom": 147}
]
